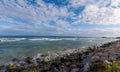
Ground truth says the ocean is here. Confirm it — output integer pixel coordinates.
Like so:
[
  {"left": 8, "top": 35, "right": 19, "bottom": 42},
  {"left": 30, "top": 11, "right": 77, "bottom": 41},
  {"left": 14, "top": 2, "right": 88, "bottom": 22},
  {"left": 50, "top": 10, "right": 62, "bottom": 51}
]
[{"left": 0, "top": 36, "right": 118, "bottom": 64}]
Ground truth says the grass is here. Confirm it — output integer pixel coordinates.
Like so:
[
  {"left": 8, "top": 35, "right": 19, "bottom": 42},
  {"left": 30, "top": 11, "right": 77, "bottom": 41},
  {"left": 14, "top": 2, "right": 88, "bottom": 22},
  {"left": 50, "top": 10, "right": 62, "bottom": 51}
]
[{"left": 90, "top": 61, "right": 120, "bottom": 72}]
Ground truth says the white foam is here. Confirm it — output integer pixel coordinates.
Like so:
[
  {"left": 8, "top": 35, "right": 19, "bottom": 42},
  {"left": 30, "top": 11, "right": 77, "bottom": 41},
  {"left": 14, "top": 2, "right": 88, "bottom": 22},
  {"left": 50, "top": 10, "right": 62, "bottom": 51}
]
[
  {"left": 29, "top": 38, "right": 77, "bottom": 41},
  {"left": 62, "top": 38, "right": 77, "bottom": 40},
  {"left": 29, "top": 38, "right": 62, "bottom": 41},
  {"left": 0, "top": 37, "right": 78, "bottom": 42},
  {"left": 0, "top": 38, "right": 26, "bottom": 42}
]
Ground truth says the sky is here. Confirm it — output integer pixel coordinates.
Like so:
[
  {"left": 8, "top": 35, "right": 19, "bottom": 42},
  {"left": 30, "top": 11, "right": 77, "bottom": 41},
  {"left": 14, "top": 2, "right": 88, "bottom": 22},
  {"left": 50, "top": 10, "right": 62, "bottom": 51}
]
[{"left": 0, "top": 0, "right": 120, "bottom": 37}]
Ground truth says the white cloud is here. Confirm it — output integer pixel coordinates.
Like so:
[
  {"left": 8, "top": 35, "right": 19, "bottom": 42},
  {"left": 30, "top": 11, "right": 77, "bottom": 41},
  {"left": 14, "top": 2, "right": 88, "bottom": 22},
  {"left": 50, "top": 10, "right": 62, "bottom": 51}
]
[
  {"left": 111, "top": 0, "right": 120, "bottom": 7},
  {"left": 0, "top": 0, "right": 120, "bottom": 25},
  {"left": 67, "top": 28, "right": 120, "bottom": 37},
  {"left": 71, "top": 0, "right": 120, "bottom": 25},
  {"left": 0, "top": 0, "right": 72, "bottom": 25},
  {"left": 70, "top": 0, "right": 111, "bottom": 8},
  {"left": 0, "top": 0, "right": 120, "bottom": 36}
]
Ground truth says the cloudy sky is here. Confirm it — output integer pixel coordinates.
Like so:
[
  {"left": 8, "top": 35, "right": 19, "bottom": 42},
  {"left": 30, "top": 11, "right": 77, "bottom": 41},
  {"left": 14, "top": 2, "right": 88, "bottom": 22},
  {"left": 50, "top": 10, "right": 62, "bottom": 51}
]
[{"left": 0, "top": 0, "right": 120, "bottom": 37}]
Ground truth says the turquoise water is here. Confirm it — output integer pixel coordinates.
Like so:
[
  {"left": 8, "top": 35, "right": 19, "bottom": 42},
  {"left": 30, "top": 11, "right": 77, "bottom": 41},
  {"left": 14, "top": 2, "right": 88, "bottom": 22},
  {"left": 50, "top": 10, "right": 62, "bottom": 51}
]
[{"left": 0, "top": 36, "right": 118, "bottom": 64}]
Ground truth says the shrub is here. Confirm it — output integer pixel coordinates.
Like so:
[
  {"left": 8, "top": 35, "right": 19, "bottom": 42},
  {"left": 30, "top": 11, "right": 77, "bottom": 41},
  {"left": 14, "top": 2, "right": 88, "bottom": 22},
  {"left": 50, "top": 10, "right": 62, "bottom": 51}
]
[{"left": 90, "top": 61, "right": 120, "bottom": 72}]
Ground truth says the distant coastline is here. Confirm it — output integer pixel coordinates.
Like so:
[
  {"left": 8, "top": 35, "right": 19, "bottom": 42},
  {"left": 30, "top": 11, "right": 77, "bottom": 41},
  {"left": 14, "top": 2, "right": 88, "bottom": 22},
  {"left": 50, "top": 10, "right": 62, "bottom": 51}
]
[{"left": 0, "top": 35, "right": 118, "bottom": 38}]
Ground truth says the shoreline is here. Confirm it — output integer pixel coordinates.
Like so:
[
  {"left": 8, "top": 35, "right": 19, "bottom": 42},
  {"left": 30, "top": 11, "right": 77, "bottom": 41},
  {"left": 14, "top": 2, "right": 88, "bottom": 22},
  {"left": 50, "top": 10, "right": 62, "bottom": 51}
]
[{"left": 0, "top": 40, "right": 120, "bottom": 72}]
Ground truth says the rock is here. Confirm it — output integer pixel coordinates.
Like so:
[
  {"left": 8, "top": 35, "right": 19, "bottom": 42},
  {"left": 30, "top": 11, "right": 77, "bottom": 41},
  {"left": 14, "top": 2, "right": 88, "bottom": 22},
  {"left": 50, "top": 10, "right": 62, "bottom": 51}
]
[
  {"left": 51, "top": 67, "right": 59, "bottom": 72},
  {"left": 65, "top": 62, "right": 71, "bottom": 67},
  {"left": 19, "top": 60, "right": 26, "bottom": 66},
  {"left": 100, "top": 56, "right": 108, "bottom": 61},
  {"left": 0, "top": 65, "right": 5, "bottom": 71},
  {"left": 8, "top": 64, "right": 17, "bottom": 71},
  {"left": 36, "top": 58, "right": 41, "bottom": 63},
  {"left": 103, "top": 60, "right": 112, "bottom": 64},
  {"left": 91, "top": 56, "right": 100, "bottom": 63},
  {"left": 70, "top": 68, "right": 79, "bottom": 72},
  {"left": 12, "top": 58, "right": 20, "bottom": 62},
  {"left": 26, "top": 57, "right": 33, "bottom": 64},
  {"left": 50, "top": 62, "right": 59, "bottom": 70},
  {"left": 41, "top": 53, "right": 49, "bottom": 57},
  {"left": 83, "top": 63, "right": 90, "bottom": 72},
  {"left": 18, "top": 66, "right": 25, "bottom": 72},
  {"left": 76, "top": 63, "right": 84, "bottom": 68},
  {"left": 70, "top": 64, "right": 77, "bottom": 69}
]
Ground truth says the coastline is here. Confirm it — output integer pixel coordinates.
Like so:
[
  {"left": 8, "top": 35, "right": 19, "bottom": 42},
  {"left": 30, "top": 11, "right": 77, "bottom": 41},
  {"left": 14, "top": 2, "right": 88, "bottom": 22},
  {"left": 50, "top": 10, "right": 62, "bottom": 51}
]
[{"left": 0, "top": 40, "right": 120, "bottom": 72}]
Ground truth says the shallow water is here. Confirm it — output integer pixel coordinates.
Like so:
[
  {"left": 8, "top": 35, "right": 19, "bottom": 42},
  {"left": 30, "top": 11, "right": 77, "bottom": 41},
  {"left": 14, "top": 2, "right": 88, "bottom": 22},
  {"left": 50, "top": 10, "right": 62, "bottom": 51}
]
[{"left": 0, "top": 36, "right": 118, "bottom": 64}]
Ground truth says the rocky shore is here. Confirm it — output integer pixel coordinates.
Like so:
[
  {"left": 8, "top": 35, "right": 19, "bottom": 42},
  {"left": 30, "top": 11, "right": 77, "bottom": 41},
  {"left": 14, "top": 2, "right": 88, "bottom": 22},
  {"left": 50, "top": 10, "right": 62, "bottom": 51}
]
[{"left": 0, "top": 40, "right": 120, "bottom": 72}]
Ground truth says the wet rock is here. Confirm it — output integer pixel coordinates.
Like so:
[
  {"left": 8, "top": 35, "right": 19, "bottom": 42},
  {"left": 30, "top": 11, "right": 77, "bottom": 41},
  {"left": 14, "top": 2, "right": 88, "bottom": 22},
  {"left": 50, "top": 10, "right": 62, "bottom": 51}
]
[
  {"left": 19, "top": 60, "right": 26, "bottom": 66},
  {"left": 41, "top": 53, "right": 49, "bottom": 57},
  {"left": 36, "top": 58, "right": 41, "bottom": 63},
  {"left": 26, "top": 57, "right": 33, "bottom": 64},
  {"left": 7, "top": 64, "right": 17, "bottom": 71},
  {"left": 12, "top": 58, "right": 20, "bottom": 62}
]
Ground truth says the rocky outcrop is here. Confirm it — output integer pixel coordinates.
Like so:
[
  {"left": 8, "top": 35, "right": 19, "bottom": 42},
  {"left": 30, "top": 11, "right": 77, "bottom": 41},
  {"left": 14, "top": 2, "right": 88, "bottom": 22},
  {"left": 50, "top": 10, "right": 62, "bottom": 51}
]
[{"left": 0, "top": 40, "right": 120, "bottom": 72}]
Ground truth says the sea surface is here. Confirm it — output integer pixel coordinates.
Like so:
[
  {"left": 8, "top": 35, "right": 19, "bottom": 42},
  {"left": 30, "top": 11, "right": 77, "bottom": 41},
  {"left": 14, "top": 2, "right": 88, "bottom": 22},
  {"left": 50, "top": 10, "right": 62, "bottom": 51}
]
[{"left": 0, "top": 36, "right": 118, "bottom": 64}]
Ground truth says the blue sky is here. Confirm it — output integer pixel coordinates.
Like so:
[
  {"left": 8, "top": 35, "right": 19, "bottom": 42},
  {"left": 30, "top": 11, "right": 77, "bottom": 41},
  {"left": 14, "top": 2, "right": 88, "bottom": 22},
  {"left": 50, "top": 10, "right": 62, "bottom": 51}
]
[{"left": 0, "top": 0, "right": 120, "bottom": 37}]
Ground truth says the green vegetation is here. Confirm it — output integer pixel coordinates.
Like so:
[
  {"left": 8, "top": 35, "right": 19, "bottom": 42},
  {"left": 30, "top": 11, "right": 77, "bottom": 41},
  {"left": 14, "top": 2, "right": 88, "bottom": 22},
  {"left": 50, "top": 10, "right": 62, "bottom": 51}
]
[{"left": 90, "top": 61, "right": 120, "bottom": 72}]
